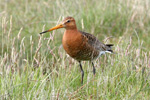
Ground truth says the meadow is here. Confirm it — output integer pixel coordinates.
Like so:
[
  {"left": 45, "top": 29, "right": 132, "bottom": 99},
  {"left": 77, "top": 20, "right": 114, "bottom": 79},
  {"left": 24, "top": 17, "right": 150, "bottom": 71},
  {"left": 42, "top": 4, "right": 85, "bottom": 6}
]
[{"left": 0, "top": 0, "right": 150, "bottom": 99}]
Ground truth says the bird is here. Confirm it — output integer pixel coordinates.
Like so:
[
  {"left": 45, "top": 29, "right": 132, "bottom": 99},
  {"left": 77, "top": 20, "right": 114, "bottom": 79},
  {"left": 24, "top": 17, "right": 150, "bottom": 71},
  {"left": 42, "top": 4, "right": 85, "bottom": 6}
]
[{"left": 40, "top": 16, "right": 113, "bottom": 84}]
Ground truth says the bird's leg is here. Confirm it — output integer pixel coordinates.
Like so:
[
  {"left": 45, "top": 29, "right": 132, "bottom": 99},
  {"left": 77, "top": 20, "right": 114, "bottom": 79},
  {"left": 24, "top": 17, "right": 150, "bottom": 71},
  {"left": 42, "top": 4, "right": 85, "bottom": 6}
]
[
  {"left": 79, "top": 61, "right": 84, "bottom": 84},
  {"left": 92, "top": 62, "right": 96, "bottom": 76}
]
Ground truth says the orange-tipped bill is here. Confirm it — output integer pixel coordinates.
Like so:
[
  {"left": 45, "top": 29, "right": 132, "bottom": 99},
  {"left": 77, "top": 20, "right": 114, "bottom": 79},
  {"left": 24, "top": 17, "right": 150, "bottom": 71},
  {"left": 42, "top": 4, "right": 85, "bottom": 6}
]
[{"left": 40, "top": 24, "right": 64, "bottom": 34}]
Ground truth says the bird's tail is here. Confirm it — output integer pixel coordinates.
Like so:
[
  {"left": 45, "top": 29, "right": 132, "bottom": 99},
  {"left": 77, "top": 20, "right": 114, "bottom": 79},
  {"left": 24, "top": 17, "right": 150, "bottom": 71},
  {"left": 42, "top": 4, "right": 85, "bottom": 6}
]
[{"left": 105, "top": 44, "right": 114, "bottom": 53}]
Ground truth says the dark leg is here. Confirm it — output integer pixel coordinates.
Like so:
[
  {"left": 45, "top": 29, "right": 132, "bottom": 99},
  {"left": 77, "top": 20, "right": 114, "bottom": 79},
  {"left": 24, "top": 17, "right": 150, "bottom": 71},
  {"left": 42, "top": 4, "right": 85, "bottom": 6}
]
[
  {"left": 79, "top": 61, "right": 84, "bottom": 84},
  {"left": 92, "top": 62, "right": 96, "bottom": 75}
]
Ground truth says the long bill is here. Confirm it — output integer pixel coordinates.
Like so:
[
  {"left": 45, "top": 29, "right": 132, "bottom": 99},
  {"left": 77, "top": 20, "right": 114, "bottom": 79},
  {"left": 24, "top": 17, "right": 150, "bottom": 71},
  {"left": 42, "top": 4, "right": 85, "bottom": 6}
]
[{"left": 39, "top": 24, "right": 63, "bottom": 34}]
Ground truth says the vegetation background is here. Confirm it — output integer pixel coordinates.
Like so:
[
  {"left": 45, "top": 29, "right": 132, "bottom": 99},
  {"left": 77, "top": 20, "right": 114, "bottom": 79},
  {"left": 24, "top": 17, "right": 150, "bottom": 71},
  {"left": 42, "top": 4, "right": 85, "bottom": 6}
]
[{"left": 0, "top": 0, "right": 150, "bottom": 99}]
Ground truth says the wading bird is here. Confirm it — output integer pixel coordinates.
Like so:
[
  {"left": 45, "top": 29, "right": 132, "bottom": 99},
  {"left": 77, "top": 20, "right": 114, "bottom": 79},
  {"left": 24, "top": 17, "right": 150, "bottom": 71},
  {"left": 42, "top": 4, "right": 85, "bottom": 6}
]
[{"left": 40, "top": 17, "right": 113, "bottom": 84}]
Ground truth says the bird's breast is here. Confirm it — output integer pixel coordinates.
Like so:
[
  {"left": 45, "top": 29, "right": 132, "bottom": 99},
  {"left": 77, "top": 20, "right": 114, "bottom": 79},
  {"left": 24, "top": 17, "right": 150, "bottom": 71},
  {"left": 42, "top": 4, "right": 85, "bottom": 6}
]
[{"left": 62, "top": 30, "right": 83, "bottom": 59}]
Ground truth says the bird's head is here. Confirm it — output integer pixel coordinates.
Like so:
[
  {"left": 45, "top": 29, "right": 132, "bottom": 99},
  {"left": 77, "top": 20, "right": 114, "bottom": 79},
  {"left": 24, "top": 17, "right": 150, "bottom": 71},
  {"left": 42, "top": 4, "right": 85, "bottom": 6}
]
[{"left": 40, "top": 16, "right": 77, "bottom": 34}]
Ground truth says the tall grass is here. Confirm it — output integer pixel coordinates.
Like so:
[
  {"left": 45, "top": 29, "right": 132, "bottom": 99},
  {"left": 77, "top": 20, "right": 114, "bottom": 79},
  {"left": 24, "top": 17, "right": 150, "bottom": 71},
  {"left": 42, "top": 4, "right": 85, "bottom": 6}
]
[{"left": 0, "top": 0, "right": 150, "bottom": 99}]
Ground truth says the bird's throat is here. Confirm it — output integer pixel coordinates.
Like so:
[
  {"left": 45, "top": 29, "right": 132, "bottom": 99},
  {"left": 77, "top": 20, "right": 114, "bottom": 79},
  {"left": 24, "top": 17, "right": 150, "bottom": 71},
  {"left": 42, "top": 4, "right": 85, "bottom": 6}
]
[{"left": 63, "top": 29, "right": 81, "bottom": 43}]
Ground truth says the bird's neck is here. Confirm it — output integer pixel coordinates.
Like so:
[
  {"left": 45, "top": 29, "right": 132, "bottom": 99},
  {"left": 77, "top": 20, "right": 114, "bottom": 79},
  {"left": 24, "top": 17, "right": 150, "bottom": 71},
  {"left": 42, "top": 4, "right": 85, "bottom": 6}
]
[
  {"left": 63, "top": 29, "right": 82, "bottom": 44},
  {"left": 64, "top": 29, "right": 80, "bottom": 37}
]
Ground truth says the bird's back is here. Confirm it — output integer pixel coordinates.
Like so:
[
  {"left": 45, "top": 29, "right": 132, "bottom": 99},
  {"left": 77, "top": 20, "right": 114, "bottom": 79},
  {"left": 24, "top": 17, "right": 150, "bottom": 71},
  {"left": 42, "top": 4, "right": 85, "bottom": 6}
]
[{"left": 76, "top": 31, "right": 113, "bottom": 60}]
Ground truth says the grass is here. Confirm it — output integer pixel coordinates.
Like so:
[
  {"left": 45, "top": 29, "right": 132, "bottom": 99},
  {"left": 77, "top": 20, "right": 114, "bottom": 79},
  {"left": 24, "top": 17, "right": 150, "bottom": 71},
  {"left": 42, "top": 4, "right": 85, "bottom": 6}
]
[{"left": 0, "top": 0, "right": 150, "bottom": 99}]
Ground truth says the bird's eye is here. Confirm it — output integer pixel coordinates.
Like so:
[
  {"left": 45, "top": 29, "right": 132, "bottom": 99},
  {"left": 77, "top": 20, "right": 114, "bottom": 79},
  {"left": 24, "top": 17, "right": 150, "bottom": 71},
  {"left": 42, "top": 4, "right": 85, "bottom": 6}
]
[{"left": 67, "top": 20, "right": 70, "bottom": 23}]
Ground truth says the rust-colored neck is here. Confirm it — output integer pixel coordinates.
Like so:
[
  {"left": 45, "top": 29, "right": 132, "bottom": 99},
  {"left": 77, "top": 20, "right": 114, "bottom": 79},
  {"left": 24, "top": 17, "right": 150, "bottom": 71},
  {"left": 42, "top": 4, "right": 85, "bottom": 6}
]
[
  {"left": 62, "top": 29, "right": 82, "bottom": 58},
  {"left": 65, "top": 26, "right": 77, "bottom": 30},
  {"left": 63, "top": 29, "right": 81, "bottom": 41}
]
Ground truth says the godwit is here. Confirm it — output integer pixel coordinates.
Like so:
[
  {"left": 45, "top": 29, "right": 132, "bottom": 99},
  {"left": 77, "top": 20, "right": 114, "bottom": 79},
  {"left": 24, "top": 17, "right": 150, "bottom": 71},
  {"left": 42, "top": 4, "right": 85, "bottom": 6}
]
[{"left": 40, "top": 17, "right": 113, "bottom": 84}]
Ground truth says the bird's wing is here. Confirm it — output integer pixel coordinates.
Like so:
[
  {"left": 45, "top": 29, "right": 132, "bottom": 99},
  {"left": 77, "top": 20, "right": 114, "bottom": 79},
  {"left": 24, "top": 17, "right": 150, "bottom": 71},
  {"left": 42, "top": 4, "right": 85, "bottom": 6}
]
[{"left": 79, "top": 30, "right": 113, "bottom": 52}]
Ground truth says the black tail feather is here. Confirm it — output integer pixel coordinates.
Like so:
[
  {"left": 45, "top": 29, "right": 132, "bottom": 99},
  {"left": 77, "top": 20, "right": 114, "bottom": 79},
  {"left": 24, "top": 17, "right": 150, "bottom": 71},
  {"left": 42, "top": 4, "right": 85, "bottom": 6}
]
[
  {"left": 106, "top": 44, "right": 113, "bottom": 47},
  {"left": 106, "top": 44, "right": 114, "bottom": 53}
]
